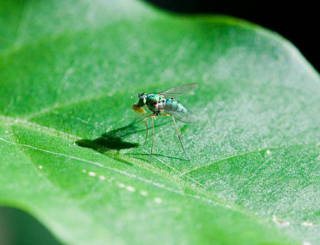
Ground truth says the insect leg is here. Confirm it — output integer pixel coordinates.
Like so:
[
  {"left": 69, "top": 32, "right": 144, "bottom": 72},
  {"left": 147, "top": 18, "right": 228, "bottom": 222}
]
[
  {"left": 141, "top": 114, "right": 157, "bottom": 162},
  {"left": 171, "top": 115, "right": 190, "bottom": 161},
  {"left": 143, "top": 118, "right": 148, "bottom": 146},
  {"left": 151, "top": 116, "right": 155, "bottom": 163}
]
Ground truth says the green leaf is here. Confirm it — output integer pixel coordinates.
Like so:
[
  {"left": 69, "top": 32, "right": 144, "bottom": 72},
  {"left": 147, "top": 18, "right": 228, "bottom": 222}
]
[{"left": 0, "top": 0, "right": 319, "bottom": 244}]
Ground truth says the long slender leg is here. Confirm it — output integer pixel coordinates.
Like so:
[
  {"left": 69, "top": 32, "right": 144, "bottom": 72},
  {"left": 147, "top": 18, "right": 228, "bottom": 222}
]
[
  {"left": 141, "top": 114, "right": 157, "bottom": 162},
  {"left": 150, "top": 116, "right": 155, "bottom": 163},
  {"left": 171, "top": 115, "right": 190, "bottom": 161},
  {"left": 143, "top": 118, "right": 148, "bottom": 146}
]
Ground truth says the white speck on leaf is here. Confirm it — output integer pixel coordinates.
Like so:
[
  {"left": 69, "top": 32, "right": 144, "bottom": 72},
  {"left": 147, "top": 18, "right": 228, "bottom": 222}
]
[
  {"left": 272, "top": 215, "right": 290, "bottom": 226},
  {"left": 118, "top": 183, "right": 125, "bottom": 188},
  {"left": 140, "top": 191, "right": 148, "bottom": 196},
  {"left": 88, "top": 172, "right": 96, "bottom": 177},
  {"left": 154, "top": 197, "right": 162, "bottom": 203},
  {"left": 126, "top": 186, "right": 136, "bottom": 192},
  {"left": 301, "top": 221, "right": 314, "bottom": 226}
]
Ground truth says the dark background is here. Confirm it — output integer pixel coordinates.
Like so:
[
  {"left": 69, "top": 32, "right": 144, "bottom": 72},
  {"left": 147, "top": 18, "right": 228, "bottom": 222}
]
[{"left": 147, "top": 0, "right": 320, "bottom": 72}]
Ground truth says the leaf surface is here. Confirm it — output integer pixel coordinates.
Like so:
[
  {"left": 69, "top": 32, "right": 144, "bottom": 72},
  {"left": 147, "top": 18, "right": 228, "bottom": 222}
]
[{"left": 1, "top": 0, "right": 319, "bottom": 244}]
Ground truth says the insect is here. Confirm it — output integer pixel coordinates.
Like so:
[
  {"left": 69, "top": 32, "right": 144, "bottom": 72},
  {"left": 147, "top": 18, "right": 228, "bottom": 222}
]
[{"left": 132, "top": 83, "right": 198, "bottom": 162}]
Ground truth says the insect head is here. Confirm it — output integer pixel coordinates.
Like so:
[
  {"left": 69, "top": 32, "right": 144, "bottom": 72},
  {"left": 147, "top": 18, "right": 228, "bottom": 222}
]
[{"left": 137, "top": 93, "right": 147, "bottom": 107}]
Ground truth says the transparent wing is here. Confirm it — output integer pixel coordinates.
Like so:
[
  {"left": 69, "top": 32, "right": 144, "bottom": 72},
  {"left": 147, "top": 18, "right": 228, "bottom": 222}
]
[
  {"left": 159, "top": 83, "right": 198, "bottom": 98},
  {"left": 163, "top": 109, "right": 197, "bottom": 123}
]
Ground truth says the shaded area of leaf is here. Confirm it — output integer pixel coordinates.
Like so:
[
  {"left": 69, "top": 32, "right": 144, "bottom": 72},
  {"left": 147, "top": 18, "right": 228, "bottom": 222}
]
[
  {"left": 75, "top": 120, "right": 172, "bottom": 153},
  {"left": 0, "top": 206, "right": 61, "bottom": 245},
  {"left": 76, "top": 122, "right": 140, "bottom": 152}
]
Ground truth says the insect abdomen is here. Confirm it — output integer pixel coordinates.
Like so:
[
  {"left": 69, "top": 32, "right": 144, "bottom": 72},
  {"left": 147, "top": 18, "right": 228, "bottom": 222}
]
[{"left": 165, "top": 99, "right": 187, "bottom": 112}]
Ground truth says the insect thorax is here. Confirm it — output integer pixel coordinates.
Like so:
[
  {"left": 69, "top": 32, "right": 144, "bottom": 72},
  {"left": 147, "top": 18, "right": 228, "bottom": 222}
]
[{"left": 146, "top": 94, "right": 162, "bottom": 114}]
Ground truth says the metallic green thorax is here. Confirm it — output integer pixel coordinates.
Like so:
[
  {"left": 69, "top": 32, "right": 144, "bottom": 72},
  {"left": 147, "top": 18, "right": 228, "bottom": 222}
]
[{"left": 141, "top": 93, "right": 187, "bottom": 115}]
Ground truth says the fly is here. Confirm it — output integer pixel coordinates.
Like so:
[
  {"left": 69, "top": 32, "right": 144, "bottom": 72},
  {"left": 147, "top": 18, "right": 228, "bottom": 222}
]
[{"left": 132, "top": 83, "right": 198, "bottom": 162}]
